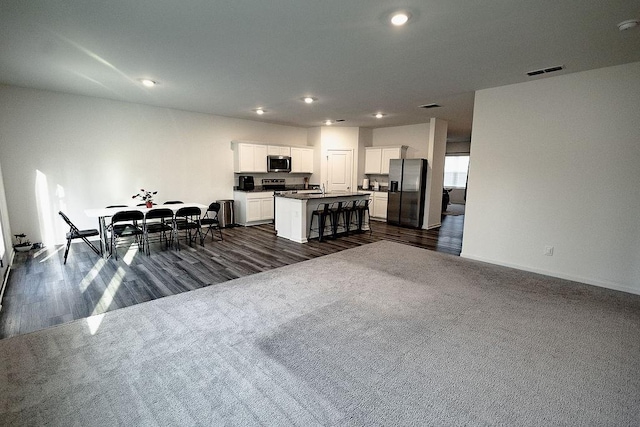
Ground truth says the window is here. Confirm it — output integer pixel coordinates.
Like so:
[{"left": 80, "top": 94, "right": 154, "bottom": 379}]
[{"left": 443, "top": 155, "right": 469, "bottom": 188}]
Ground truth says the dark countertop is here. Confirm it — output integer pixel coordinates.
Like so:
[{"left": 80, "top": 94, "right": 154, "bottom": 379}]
[
  {"left": 275, "top": 192, "right": 369, "bottom": 200},
  {"left": 357, "top": 186, "right": 388, "bottom": 192},
  {"left": 234, "top": 185, "right": 321, "bottom": 193}
]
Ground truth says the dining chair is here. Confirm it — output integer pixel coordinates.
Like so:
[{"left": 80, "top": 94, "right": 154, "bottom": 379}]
[
  {"left": 173, "top": 206, "right": 202, "bottom": 250},
  {"left": 143, "top": 208, "right": 174, "bottom": 255},
  {"left": 109, "top": 210, "right": 144, "bottom": 259},
  {"left": 104, "top": 205, "right": 129, "bottom": 232},
  {"left": 58, "top": 211, "right": 101, "bottom": 265},
  {"left": 164, "top": 200, "right": 185, "bottom": 228},
  {"left": 200, "top": 202, "right": 223, "bottom": 243}
]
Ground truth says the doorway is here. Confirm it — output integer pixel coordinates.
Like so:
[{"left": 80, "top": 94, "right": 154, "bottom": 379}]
[{"left": 326, "top": 150, "right": 353, "bottom": 193}]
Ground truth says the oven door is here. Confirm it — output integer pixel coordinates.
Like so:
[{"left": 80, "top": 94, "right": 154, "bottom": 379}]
[{"left": 267, "top": 156, "right": 291, "bottom": 172}]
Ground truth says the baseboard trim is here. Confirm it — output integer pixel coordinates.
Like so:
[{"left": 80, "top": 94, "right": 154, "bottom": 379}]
[
  {"left": 0, "top": 250, "right": 15, "bottom": 314},
  {"left": 460, "top": 253, "right": 639, "bottom": 296}
]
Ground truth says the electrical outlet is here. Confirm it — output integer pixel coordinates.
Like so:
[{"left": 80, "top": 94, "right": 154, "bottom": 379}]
[{"left": 544, "top": 245, "right": 554, "bottom": 256}]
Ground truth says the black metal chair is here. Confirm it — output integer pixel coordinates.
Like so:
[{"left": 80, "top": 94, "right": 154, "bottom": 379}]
[
  {"left": 354, "top": 199, "right": 372, "bottom": 235},
  {"left": 173, "top": 206, "right": 202, "bottom": 250},
  {"left": 58, "top": 211, "right": 101, "bottom": 265},
  {"left": 109, "top": 210, "right": 144, "bottom": 259},
  {"left": 143, "top": 208, "right": 174, "bottom": 255},
  {"left": 342, "top": 200, "right": 359, "bottom": 235},
  {"left": 308, "top": 203, "right": 333, "bottom": 242},
  {"left": 105, "top": 205, "right": 128, "bottom": 232},
  {"left": 329, "top": 201, "right": 345, "bottom": 238},
  {"left": 200, "top": 202, "right": 223, "bottom": 243},
  {"left": 164, "top": 200, "right": 185, "bottom": 228}
]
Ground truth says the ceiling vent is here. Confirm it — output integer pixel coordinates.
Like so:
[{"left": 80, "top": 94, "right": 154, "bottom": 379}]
[
  {"left": 419, "top": 103, "right": 441, "bottom": 109},
  {"left": 526, "top": 65, "right": 564, "bottom": 77}
]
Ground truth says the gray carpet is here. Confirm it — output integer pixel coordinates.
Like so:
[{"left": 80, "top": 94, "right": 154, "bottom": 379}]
[{"left": 1, "top": 241, "right": 639, "bottom": 426}]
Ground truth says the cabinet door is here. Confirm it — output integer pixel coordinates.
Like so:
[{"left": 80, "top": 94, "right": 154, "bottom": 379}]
[
  {"left": 380, "top": 148, "right": 401, "bottom": 175},
  {"left": 364, "top": 148, "right": 382, "bottom": 174},
  {"left": 237, "top": 144, "right": 255, "bottom": 172},
  {"left": 374, "top": 193, "right": 388, "bottom": 219},
  {"left": 268, "top": 146, "right": 290, "bottom": 156},
  {"left": 260, "top": 197, "right": 274, "bottom": 220},
  {"left": 236, "top": 144, "right": 268, "bottom": 172},
  {"left": 247, "top": 199, "right": 262, "bottom": 222},
  {"left": 253, "top": 145, "right": 268, "bottom": 172},
  {"left": 291, "top": 147, "right": 314, "bottom": 173}
]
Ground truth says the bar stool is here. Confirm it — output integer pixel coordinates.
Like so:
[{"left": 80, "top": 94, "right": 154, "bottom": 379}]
[
  {"left": 342, "top": 200, "right": 359, "bottom": 235},
  {"left": 309, "top": 203, "right": 333, "bottom": 242},
  {"left": 355, "top": 199, "right": 372, "bottom": 235},
  {"left": 329, "top": 201, "right": 344, "bottom": 238}
]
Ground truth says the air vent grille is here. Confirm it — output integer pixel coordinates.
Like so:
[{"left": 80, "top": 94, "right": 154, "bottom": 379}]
[
  {"left": 527, "top": 65, "right": 564, "bottom": 77},
  {"left": 419, "top": 103, "right": 441, "bottom": 109}
]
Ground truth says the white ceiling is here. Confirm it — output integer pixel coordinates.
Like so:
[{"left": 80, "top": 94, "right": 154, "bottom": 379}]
[{"left": 1, "top": 0, "right": 638, "bottom": 142}]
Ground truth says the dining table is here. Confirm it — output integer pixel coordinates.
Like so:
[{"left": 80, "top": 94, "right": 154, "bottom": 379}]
[{"left": 84, "top": 203, "right": 208, "bottom": 258}]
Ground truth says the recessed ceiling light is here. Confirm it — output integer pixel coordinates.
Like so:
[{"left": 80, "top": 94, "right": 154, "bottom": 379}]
[
  {"left": 324, "top": 120, "right": 333, "bottom": 125},
  {"left": 618, "top": 19, "right": 639, "bottom": 31},
  {"left": 391, "top": 12, "right": 410, "bottom": 26},
  {"left": 374, "top": 113, "right": 385, "bottom": 119},
  {"left": 303, "top": 96, "right": 316, "bottom": 104},
  {"left": 140, "top": 79, "right": 157, "bottom": 87},
  {"left": 254, "top": 108, "right": 265, "bottom": 115}
]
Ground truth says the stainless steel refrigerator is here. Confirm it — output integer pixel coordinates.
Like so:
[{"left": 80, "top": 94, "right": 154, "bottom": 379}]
[{"left": 387, "top": 158, "right": 427, "bottom": 228}]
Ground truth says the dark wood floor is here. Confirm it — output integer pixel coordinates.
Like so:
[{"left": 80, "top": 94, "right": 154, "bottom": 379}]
[{"left": 0, "top": 213, "right": 464, "bottom": 339}]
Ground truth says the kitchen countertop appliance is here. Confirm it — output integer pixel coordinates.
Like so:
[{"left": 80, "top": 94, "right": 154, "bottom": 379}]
[
  {"left": 238, "top": 175, "right": 254, "bottom": 191},
  {"left": 387, "top": 159, "right": 427, "bottom": 228},
  {"left": 267, "top": 155, "right": 291, "bottom": 173}
]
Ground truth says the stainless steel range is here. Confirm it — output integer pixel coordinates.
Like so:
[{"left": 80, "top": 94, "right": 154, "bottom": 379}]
[
  {"left": 262, "top": 179, "right": 286, "bottom": 225},
  {"left": 262, "top": 178, "right": 287, "bottom": 192}
]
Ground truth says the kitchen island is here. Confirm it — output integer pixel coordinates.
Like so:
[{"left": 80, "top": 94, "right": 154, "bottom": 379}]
[{"left": 274, "top": 192, "right": 370, "bottom": 243}]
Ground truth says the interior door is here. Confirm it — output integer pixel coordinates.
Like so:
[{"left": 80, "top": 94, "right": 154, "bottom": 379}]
[{"left": 327, "top": 150, "right": 353, "bottom": 193}]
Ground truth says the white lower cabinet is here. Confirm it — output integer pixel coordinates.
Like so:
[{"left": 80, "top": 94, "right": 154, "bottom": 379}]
[
  {"left": 234, "top": 191, "right": 274, "bottom": 226},
  {"left": 373, "top": 192, "right": 388, "bottom": 219},
  {"left": 361, "top": 191, "right": 388, "bottom": 220}
]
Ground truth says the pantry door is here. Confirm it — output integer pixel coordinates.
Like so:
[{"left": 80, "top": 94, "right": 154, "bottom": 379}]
[{"left": 327, "top": 150, "right": 353, "bottom": 193}]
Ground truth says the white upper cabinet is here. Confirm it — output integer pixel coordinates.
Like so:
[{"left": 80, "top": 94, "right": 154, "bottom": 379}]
[
  {"left": 290, "top": 147, "right": 314, "bottom": 173},
  {"left": 267, "top": 145, "right": 291, "bottom": 156},
  {"left": 364, "top": 148, "right": 383, "bottom": 174},
  {"left": 234, "top": 143, "right": 268, "bottom": 173},
  {"left": 364, "top": 146, "right": 407, "bottom": 175},
  {"left": 233, "top": 141, "right": 313, "bottom": 173}
]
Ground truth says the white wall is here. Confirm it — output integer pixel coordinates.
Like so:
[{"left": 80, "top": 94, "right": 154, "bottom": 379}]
[
  {"left": 0, "top": 160, "right": 12, "bottom": 290},
  {"left": 463, "top": 61, "right": 640, "bottom": 295},
  {"left": 319, "top": 127, "right": 360, "bottom": 191},
  {"left": 356, "top": 128, "right": 373, "bottom": 185},
  {"left": 446, "top": 141, "right": 471, "bottom": 155},
  {"left": 425, "top": 118, "right": 448, "bottom": 228},
  {"left": 0, "top": 86, "right": 307, "bottom": 244},
  {"left": 372, "top": 123, "right": 430, "bottom": 159}
]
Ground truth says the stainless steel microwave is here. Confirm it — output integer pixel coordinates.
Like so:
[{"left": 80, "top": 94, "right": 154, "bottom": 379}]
[{"left": 267, "top": 155, "right": 291, "bottom": 173}]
